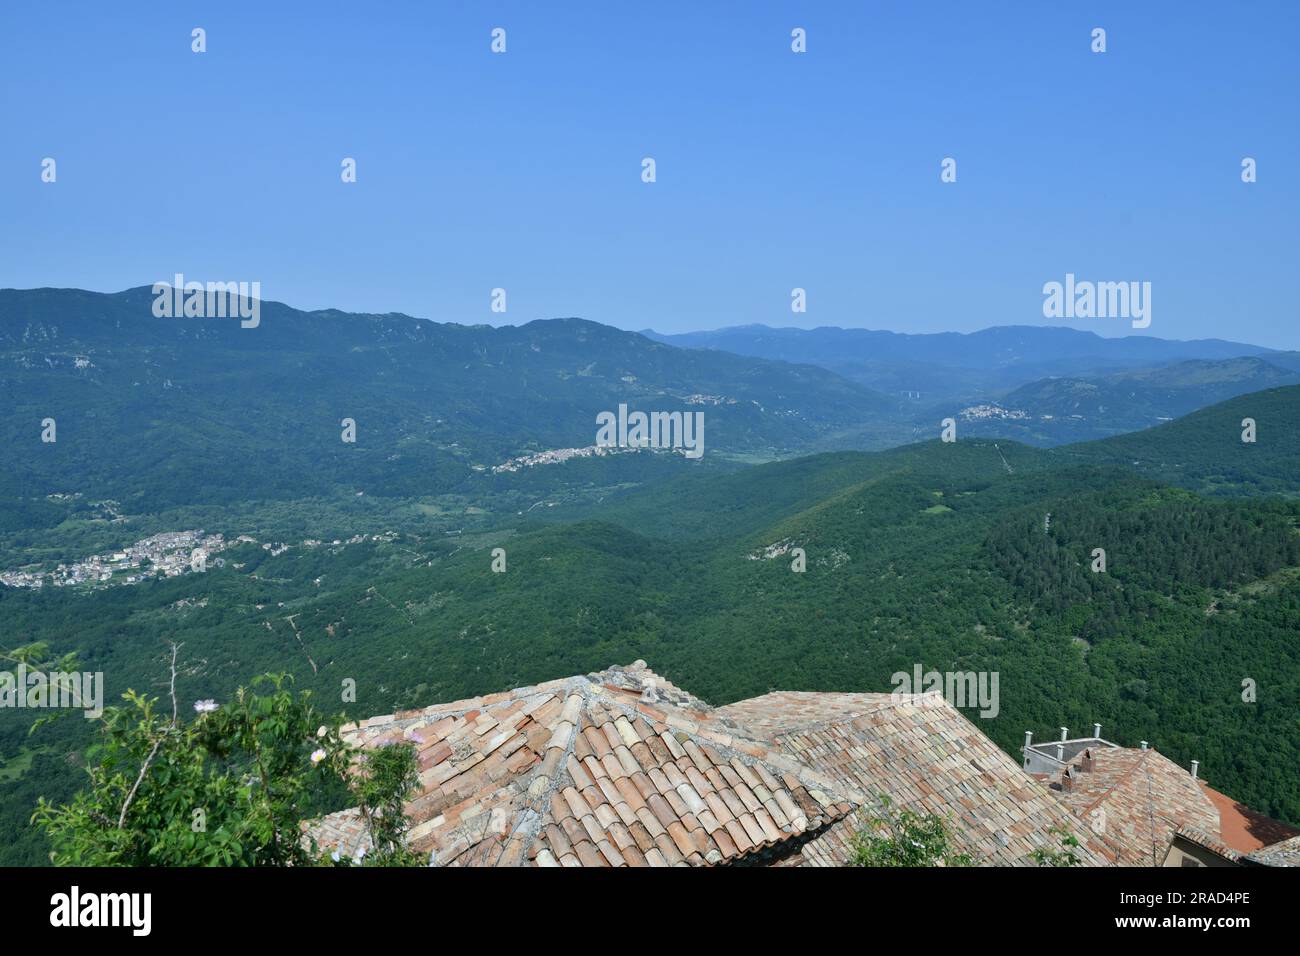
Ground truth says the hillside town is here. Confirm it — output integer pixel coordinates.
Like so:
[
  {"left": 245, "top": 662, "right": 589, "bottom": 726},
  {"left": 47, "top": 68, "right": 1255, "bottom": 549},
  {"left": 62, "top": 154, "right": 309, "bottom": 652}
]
[
  {"left": 492, "top": 443, "right": 637, "bottom": 474},
  {"left": 0, "top": 529, "right": 405, "bottom": 590},
  {"left": 0, "top": 531, "right": 229, "bottom": 589}
]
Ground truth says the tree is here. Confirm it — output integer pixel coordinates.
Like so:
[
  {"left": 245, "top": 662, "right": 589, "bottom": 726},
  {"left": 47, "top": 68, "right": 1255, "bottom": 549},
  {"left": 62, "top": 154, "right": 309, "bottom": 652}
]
[{"left": 31, "top": 646, "right": 420, "bottom": 867}]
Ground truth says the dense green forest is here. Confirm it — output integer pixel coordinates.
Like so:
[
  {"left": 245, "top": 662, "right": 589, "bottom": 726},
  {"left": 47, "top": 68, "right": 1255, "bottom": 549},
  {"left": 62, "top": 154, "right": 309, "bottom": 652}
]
[
  {"left": 4, "top": 388, "right": 1299, "bottom": 863},
  {"left": 4, "top": 287, "right": 1299, "bottom": 865},
  {"left": 1056, "top": 385, "right": 1300, "bottom": 497}
]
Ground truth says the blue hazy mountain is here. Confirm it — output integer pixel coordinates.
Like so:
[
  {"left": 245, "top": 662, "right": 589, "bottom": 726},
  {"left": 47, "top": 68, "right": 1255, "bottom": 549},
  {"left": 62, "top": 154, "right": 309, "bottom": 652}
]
[{"left": 642, "top": 324, "right": 1277, "bottom": 401}]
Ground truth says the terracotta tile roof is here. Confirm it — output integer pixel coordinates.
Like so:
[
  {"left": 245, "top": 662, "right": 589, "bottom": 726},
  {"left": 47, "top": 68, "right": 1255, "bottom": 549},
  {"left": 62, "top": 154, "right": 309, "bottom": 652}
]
[
  {"left": 1169, "top": 826, "right": 1242, "bottom": 863},
  {"left": 713, "top": 691, "right": 1118, "bottom": 866},
  {"left": 1245, "top": 834, "right": 1300, "bottom": 867},
  {"left": 332, "top": 663, "right": 855, "bottom": 866},
  {"left": 1051, "top": 746, "right": 1220, "bottom": 866},
  {"left": 1200, "top": 783, "right": 1300, "bottom": 853},
  {"left": 315, "top": 666, "right": 1272, "bottom": 868}
]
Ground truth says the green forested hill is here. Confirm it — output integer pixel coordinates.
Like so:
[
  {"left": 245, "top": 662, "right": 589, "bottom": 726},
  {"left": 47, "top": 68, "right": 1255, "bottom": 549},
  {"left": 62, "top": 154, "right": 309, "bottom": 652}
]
[
  {"left": 947, "top": 358, "right": 1300, "bottom": 445},
  {"left": 4, "top": 294, "right": 1300, "bottom": 865},
  {"left": 0, "top": 286, "right": 908, "bottom": 526},
  {"left": 5, "top": 396, "right": 1300, "bottom": 863},
  {"left": 1056, "top": 385, "right": 1300, "bottom": 496}
]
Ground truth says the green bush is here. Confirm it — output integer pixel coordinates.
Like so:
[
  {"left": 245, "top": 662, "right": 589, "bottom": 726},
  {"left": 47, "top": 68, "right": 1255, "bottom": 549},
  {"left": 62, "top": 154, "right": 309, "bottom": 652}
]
[{"left": 32, "top": 657, "right": 420, "bottom": 867}]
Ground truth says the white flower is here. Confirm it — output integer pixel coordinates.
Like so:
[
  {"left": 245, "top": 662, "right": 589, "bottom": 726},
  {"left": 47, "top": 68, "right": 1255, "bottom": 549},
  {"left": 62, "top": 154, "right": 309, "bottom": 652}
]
[
  {"left": 193, "top": 699, "right": 218, "bottom": 714},
  {"left": 310, "top": 748, "right": 327, "bottom": 765}
]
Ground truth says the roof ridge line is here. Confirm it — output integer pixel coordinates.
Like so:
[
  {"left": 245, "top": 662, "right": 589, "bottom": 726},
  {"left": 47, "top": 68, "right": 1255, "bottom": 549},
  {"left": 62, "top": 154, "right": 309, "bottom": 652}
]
[
  {"left": 592, "top": 686, "right": 865, "bottom": 810},
  {"left": 755, "top": 692, "right": 949, "bottom": 741},
  {"left": 1079, "top": 746, "right": 1152, "bottom": 818},
  {"left": 506, "top": 686, "right": 589, "bottom": 865}
]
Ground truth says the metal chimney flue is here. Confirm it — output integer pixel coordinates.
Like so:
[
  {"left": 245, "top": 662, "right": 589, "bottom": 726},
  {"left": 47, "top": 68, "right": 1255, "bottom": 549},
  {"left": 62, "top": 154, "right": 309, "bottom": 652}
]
[
  {"left": 1060, "top": 726, "right": 1069, "bottom": 741},
  {"left": 1191, "top": 760, "right": 1200, "bottom": 780},
  {"left": 1140, "top": 740, "right": 1149, "bottom": 751},
  {"left": 1093, "top": 723, "right": 1102, "bottom": 738}
]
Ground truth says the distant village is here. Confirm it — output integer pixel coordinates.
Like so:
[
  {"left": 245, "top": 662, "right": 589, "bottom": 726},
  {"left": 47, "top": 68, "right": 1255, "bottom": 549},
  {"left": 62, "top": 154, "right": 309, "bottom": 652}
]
[
  {"left": 492, "top": 443, "right": 636, "bottom": 474},
  {"left": 0, "top": 529, "right": 404, "bottom": 591},
  {"left": 0, "top": 531, "right": 232, "bottom": 590},
  {"left": 959, "top": 403, "right": 1032, "bottom": 422}
]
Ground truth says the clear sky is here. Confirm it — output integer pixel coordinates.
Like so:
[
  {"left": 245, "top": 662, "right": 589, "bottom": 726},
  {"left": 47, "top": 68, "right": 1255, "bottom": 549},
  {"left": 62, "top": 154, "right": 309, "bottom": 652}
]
[{"left": 2, "top": 1, "right": 1297, "bottom": 346}]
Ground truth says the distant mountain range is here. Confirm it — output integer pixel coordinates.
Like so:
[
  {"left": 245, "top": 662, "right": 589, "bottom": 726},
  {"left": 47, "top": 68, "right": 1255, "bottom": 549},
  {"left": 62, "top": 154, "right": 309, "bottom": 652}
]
[
  {"left": 643, "top": 322, "right": 1300, "bottom": 445},
  {"left": 643, "top": 324, "right": 1281, "bottom": 402},
  {"left": 6, "top": 289, "right": 1295, "bottom": 537},
  {"left": 0, "top": 288, "right": 909, "bottom": 525}
]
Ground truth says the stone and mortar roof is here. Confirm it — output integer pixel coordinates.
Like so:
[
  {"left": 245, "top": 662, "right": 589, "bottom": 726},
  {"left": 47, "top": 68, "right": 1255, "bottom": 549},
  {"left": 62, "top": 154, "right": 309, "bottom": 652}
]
[
  {"left": 326, "top": 662, "right": 855, "bottom": 866},
  {"left": 1244, "top": 834, "right": 1300, "bottom": 867},
  {"left": 314, "top": 664, "right": 1293, "bottom": 868},
  {"left": 713, "top": 690, "right": 1120, "bottom": 866},
  {"left": 1050, "top": 746, "right": 1220, "bottom": 866}
]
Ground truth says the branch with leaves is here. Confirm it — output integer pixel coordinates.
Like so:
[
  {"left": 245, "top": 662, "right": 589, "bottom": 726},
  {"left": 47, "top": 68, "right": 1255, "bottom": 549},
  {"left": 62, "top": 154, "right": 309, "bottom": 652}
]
[
  {"left": 848, "top": 794, "right": 975, "bottom": 867},
  {"left": 32, "top": 652, "right": 422, "bottom": 867}
]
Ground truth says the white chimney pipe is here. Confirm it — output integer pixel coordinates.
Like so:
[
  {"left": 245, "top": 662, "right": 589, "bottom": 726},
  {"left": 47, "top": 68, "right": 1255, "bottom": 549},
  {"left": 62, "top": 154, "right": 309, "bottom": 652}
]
[
  {"left": 1056, "top": 744, "right": 1065, "bottom": 761},
  {"left": 1191, "top": 760, "right": 1199, "bottom": 780},
  {"left": 1060, "top": 726, "right": 1069, "bottom": 741},
  {"left": 1093, "top": 723, "right": 1102, "bottom": 738},
  {"left": 1024, "top": 731, "right": 1034, "bottom": 750},
  {"left": 1140, "top": 740, "right": 1148, "bottom": 751}
]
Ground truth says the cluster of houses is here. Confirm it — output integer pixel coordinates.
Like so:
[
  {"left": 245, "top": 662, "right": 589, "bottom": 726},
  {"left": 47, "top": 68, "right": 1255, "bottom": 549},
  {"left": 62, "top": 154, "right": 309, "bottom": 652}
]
[
  {"left": 0, "top": 531, "right": 227, "bottom": 590},
  {"left": 1, "top": 529, "right": 405, "bottom": 591},
  {"left": 492, "top": 443, "right": 636, "bottom": 474},
  {"left": 958, "top": 403, "right": 1032, "bottom": 422}
]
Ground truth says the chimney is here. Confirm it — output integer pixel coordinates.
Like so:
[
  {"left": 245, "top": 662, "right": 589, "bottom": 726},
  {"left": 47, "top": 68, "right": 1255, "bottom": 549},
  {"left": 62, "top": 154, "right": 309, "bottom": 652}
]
[
  {"left": 1093, "top": 723, "right": 1102, "bottom": 739},
  {"left": 1024, "top": 730, "right": 1034, "bottom": 751},
  {"left": 1061, "top": 767, "right": 1074, "bottom": 792},
  {"left": 1055, "top": 743, "right": 1065, "bottom": 762},
  {"left": 1060, "top": 726, "right": 1069, "bottom": 741},
  {"left": 1081, "top": 749, "right": 1094, "bottom": 773},
  {"left": 1140, "top": 740, "right": 1148, "bottom": 751},
  {"left": 1191, "top": 760, "right": 1199, "bottom": 780}
]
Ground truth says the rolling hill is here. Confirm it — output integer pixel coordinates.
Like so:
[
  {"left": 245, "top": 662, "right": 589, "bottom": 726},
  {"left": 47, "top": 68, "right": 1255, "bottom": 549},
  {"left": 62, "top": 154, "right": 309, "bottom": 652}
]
[
  {"left": 945, "top": 357, "right": 1300, "bottom": 445},
  {"left": 4, "top": 386, "right": 1299, "bottom": 864},
  {"left": 0, "top": 286, "right": 911, "bottom": 557}
]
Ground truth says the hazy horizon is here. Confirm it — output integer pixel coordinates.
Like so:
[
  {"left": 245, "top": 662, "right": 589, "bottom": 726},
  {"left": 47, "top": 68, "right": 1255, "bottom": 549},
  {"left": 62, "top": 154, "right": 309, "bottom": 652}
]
[
  {"left": 2, "top": 2, "right": 1297, "bottom": 347},
  {"left": 2, "top": 281, "right": 1293, "bottom": 352}
]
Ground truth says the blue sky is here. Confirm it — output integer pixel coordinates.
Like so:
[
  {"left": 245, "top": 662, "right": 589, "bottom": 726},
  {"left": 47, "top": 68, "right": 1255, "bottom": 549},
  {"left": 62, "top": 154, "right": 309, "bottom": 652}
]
[{"left": 2, "top": 1, "right": 1297, "bottom": 346}]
